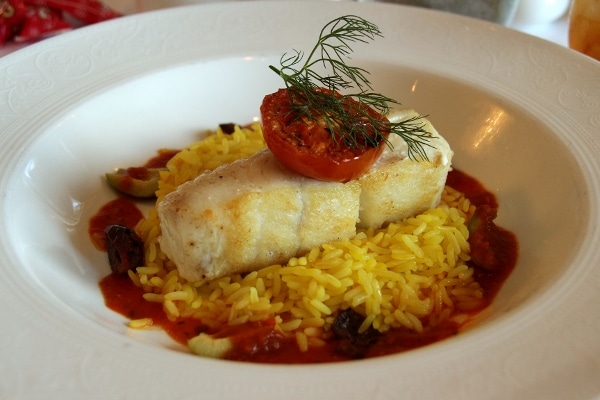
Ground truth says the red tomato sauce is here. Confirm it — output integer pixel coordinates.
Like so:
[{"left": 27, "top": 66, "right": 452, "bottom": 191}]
[
  {"left": 100, "top": 273, "right": 208, "bottom": 344},
  {"left": 446, "top": 168, "right": 498, "bottom": 209},
  {"left": 447, "top": 170, "right": 518, "bottom": 298},
  {"left": 94, "top": 168, "right": 518, "bottom": 363},
  {"left": 88, "top": 198, "right": 144, "bottom": 251},
  {"left": 143, "top": 149, "right": 180, "bottom": 168}
]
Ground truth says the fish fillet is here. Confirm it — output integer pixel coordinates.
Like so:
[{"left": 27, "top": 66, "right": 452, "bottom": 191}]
[{"left": 158, "top": 149, "right": 361, "bottom": 282}]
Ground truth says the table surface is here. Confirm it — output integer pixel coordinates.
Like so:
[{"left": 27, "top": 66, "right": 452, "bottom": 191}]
[{"left": 0, "top": 1, "right": 570, "bottom": 56}]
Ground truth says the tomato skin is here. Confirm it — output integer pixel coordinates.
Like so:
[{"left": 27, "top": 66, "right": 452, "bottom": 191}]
[{"left": 260, "top": 88, "right": 389, "bottom": 182}]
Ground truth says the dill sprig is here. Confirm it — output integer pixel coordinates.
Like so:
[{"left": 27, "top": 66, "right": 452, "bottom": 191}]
[{"left": 268, "top": 15, "right": 435, "bottom": 160}]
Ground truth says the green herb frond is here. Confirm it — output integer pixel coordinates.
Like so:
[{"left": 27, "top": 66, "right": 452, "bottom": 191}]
[
  {"left": 388, "top": 115, "right": 436, "bottom": 161},
  {"left": 269, "top": 15, "right": 435, "bottom": 161}
]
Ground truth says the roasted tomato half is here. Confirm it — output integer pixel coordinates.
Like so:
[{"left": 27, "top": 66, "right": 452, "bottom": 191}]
[{"left": 260, "top": 88, "right": 390, "bottom": 182}]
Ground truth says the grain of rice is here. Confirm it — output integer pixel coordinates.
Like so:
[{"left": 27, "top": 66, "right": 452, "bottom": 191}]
[
  {"left": 136, "top": 266, "right": 159, "bottom": 275},
  {"left": 279, "top": 319, "right": 303, "bottom": 331},
  {"left": 304, "top": 326, "right": 323, "bottom": 337},
  {"left": 164, "top": 300, "right": 179, "bottom": 318},
  {"left": 310, "top": 298, "right": 332, "bottom": 315},
  {"left": 129, "top": 318, "right": 154, "bottom": 329},
  {"left": 147, "top": 276, "right": 162, "bottom": 287},
  {"left": 164, "top": 291, "right": 188, "bottom": 301},
  {"left": 296, "top": 331, "right": 309, "bottom": 352},
  {"left": 191, "top": 298, "right": 203, "bottom": 309},
  {"left": 142, "top": 292, "right": 164, "bottom": 303},
  {"left": 229, "top": 314, "right": 250, "bottom": 325}
]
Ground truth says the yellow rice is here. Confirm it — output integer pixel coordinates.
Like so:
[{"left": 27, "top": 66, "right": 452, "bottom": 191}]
[{"left": 131, "top": 123, "right": 482, "bottom": 349}]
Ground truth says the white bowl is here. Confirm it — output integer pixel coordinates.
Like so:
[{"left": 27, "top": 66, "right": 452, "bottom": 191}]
[{"left": 1, "top": 1, "right": 599, "bottom": 399}]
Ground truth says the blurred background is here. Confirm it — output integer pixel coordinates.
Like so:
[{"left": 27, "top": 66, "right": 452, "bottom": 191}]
[{"left": 0, "top": 0, "right": 577, "bottom": 56}]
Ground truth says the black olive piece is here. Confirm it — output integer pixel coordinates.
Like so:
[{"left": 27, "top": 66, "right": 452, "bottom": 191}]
[
  {"left": 105, "top": 224, "right": 145, "bottom": 274},
  {"left": 332, "top": 308, "right": 380, "bottom": 359},
  {"left": 218, "top": 123, "right": 237, "bottom": 134}
]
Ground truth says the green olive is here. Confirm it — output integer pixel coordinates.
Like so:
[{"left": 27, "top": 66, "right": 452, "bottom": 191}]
[{"left": 105, "top": 167, "right": 165, "bottom": 198}]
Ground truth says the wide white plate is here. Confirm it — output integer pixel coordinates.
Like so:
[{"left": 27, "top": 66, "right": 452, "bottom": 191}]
[{"left": 1, "top": 1, "right": 599, "bottom": 399}]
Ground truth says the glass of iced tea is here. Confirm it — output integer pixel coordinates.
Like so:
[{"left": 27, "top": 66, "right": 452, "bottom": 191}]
[{"left": 569, "top": 0, "right": 600, "bottom": 61}]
